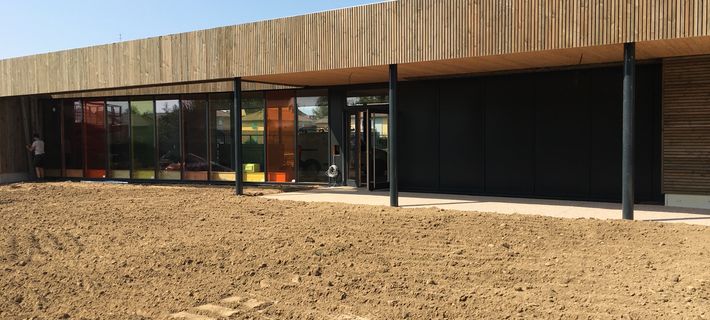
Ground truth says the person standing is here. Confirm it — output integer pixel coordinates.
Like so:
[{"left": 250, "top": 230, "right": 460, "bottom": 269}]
[{"left": 26, "top": 133, "right": 45, "bottom": 180}]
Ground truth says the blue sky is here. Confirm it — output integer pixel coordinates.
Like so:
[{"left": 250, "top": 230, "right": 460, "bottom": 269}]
[{"left": 0, "top": 0, "right": 382, "bottom": 59}]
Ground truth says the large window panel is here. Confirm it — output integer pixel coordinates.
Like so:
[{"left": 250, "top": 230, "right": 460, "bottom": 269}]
[
  {"left": 130, "top": 100, "right": 156, "bottom": 179},
  {"left": 297, "top": 92, "right": 329, "bottom": 182},
  {"left": 210, "top": 93, "right": 234, "bottom": 181},
  {"left": 156, "top": 98, "right": 181, "bottom": 180},
  {"left": 41, "top": 100, "right": 62, "bottom": 177},
  {"left": 63, "top": 100, "right": 84, "bottom": 177},
  {"left": 83, "top": 100, "right": 106, "bottom": 178},
  {"left": 242, "top": 92, "right": 265, "bottom": 182},
  {"left": 266, "top": 91, "right": 296, "bottom": 182},
  {"left": 107, "top": 100, "right": 130, "bottom": 178},
  {"left": 182, "top": 95, "right": 209, "bottom": 181}
]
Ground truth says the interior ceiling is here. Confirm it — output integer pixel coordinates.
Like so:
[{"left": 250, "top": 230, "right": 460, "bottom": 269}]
[{"left": 244, "top": 36, "right": 710, "bottom": 87}]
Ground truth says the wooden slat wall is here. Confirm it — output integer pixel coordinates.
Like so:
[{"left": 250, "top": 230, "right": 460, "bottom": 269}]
[
  {"left": 663, "top": 55, "right": 710, "bottom": 195},
  {"left": 0, "top": 97, "right": 30, "bottom": 174},
  {"left": 1, "top": 0, "right": 710, "bottom": 97},
  {"left": 49, "top": 81, "right": 296, "bottom": 99}
]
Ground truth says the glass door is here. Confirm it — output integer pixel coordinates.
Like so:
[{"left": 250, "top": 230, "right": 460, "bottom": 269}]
[
  {"left": 347, "top": 111, "right": 367, "bottom": 187},
  {"left": 346, "top": 109, "right": 389, "bottom": 190},
  {"left": 368, "top": 111, "right": 389, "bottom": 190}
]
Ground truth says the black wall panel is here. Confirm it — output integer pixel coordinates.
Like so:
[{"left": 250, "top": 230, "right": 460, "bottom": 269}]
[
  {"left": 483, "top": 74, "right": 536, "bottom": 195},
  {"left": 395, "top": 64, "right": 663, "bottom": 203},
  {"left": 438, "top": 79, "right": 484, "bottom": 193},
  {"left": 634, "top": 64, "right": 663, "bottom": 202},
  {"left": 587, "top": 68, "right": 624, "bottom": 200},
  {"left": 533, "top": 71, "right": 591, "bottom": 198},
  {"left": 398, "top": 81, "right": 439, "bottom": 191}
]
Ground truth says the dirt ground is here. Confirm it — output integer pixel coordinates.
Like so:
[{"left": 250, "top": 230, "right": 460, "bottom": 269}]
[{"left": 0, "top": 182, "right": 708, "bottom": 320}]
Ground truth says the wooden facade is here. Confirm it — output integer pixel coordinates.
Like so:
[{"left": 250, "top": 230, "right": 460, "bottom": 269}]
[
  {"left": 663, "top": 55, "right": 710, "bottom": 195},
  {"left": 0, "top": 97, "right": 36, "bottom": 177},
  {"left": 2, "top": 0, "right": 710, "bottom": 97},
  {"left": 50, "top": 81, "right": 295, "bottom": 99}
]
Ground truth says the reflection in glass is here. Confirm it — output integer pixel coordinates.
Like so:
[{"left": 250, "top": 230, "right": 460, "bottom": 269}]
[
  {"left": 346, "top": 89, "right": 388, "bottom": 107},
  {"left": 63, "top": 100, "right": 84, "bottom": 177},
  {"left": 130, "top": 100, "right": 155, "bottom": 179},
  {"left": 84, "top": 100, "right": 107, "bottom": 178},
  {"left": 297, "top": 94, "right": 329, "bottom": 182},
  {"left": 107, "top": 101, "right": 130, "bottom": 178},
  {"left": 41, "top": 100, "right": 62, "bottom": 177},
  {"left": 369, "top": 112, "right": 389, "bottom": 188},
  {"left": 242, "top": 92, "right": 265, "bottom": 182},
  {"left": 347, "top": 112, "right": 366, "bottom": 186},
  {"left": 210, "top": 93, "right": 234, "bottom": 181},
  {"left": 266, "top": 91, "right": 296, "bottom": 182},
  {"left": 156, "top": 98, "right": 181, "bottom": 180},
  {"left": 182, "top": 95, "right": 208, "bottom": 180}
]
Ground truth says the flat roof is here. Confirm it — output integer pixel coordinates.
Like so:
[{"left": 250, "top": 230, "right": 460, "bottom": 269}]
[{"left": 1, "top": 0, "right": 710, "bottom": 97}]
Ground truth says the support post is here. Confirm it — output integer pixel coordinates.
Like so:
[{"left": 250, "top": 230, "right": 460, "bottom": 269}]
[
  {"left": 622, "top": 43, "right": 636, "bottom": 220},
  {"left": 388, "top": 64, "right": 398, "bottom": 207},
  {"left": 234, "top": 78, "right": 244, "bottom": 195}
]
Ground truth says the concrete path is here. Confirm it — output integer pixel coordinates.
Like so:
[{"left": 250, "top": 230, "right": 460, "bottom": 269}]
[{"left": 264, "top": 187, "right": 710, "bottom": 226}]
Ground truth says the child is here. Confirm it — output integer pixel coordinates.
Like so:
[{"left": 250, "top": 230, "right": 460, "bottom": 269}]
[{"left": 26, "top": 133, "right": 45, "bottom": 180}]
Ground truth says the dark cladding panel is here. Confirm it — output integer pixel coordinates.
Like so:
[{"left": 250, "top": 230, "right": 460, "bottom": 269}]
[
  {"left": 328, "top": 88, "right": 346, "bottom": 185},
  {"left": 484, "top": 74, "right": 535, "bottom": 196},
  {"left": 533, "top": 71, "right": 591, "bottom": 198},
  {"left": 634, "top": 64, "right": 663, "bottom": 203},
  {"left": 439, "top": 78, "right": 484, "bottom": 193},
  {"left": 398, "top": 81, "right": 439, "bottom": 191},
  {"left": 587, "top": 65, "right": 662, "bottom": 202},
  {"left": 588, "top": 68, "right": 623, "bottom": 201}
]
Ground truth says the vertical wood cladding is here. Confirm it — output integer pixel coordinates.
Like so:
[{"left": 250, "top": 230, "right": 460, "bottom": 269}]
[
  {"left": 663, "top": 55, "right": 710, "bottom": 195},
  {"left": 0, "top": 98, "right": 30, "bottom": 174},
  {"left": 2, "top": 0, "right": 710, "bottom": 97}
]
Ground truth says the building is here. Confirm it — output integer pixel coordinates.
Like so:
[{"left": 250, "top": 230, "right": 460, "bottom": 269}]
[{"left": 1, "top": 0, "right": 710, "bottom": 213}]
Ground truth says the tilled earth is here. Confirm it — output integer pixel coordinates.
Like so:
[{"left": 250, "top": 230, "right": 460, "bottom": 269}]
[{"left": 0, "top": 182, "right": 709, "bottom": 319}]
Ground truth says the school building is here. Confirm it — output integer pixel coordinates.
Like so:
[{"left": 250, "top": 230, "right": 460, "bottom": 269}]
[{"left": 1, "top": 1, "right": 710, "bottom": 215}]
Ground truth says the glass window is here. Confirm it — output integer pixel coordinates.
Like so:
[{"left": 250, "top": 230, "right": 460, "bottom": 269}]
[
  {"left": 266, "top": 91, "right": 296, "bottom": 183},
  {"left": 41, "top": 100, "right": 62, "bottom": 177},
  {"left": 209, "top": 93, "right": 234, "bottom": 181},
  {"left": 83, "top": 100, "right": 106, "bottom": 178},
  {"left": 130, "top": 100, "right": 155, "bottom": 179},
  {"left": 297, "top": 92, "right": 329, "bottom": 182},
  {"left": 107, "top": 100, "right": 130, "bottom": 179},
  {"left": 63, "top": 100, "right": 84, "bottom": 177},
  {"left": 182, "top": 95, "right": 208, "bottom": 181},
  {"left": 346, "top": 88, "right": 388, "bottom": 107},
  {"left": 156, "top": 98, "right": 181, "bottom": 180},
  {"left": 242, "top": 92, "right": 265, "bottom": 182}
]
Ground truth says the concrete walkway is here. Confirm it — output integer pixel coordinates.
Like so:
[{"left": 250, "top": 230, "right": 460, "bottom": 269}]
[{"left": 264, "top": 187, "right": 710, "bottom": 226}]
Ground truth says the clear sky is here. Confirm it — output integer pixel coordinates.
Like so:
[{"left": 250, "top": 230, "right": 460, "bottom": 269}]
[{"left": 0, "top": 0, "right": 382, "bottom": 59}]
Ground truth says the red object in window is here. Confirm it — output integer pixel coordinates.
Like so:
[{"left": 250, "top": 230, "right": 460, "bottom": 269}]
[
  {"left": 265, "top": 91, "right": 296, "bottom": 182},
  {"left": 83, "top": 100, "right": 106, "bottom": 178}
]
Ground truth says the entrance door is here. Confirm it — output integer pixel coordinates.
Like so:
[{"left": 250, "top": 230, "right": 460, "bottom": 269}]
[{"left": 347, "top": 109, "right": 389, "bottom": 190}]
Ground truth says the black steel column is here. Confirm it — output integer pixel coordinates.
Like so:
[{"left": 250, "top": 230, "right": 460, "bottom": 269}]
[
  {"left": 389, "top": 64, "right": 398, "bottom": 207},
  {"left": 622, "top": 43, "right": 636, "bottom": 220},
  {"left": 234, "top": 78, "right": 244, "bottom": 195}
]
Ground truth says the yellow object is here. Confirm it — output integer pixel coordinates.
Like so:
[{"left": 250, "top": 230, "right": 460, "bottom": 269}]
[
  {"left": 159, "top": 171, "right": 181, "bottom": 180},
  {"left": 243, "top": 163, "right": 260, "bottom": 173},
  {"left": 109, "top": 170, "right": 130, "bottom": 179},
  {"left": 244, "top": 172, "right": 265, "bottom": 182},
  {"left": 211, "top": 172, "right": 236, "bottom": 181},
  {"left": 132, "top": 170, "right": 155, "bottom": 179}
]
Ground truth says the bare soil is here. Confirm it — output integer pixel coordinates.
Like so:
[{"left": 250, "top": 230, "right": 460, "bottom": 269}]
[{"left": 0, "top": 182, "right": 708, "bottom": 319}]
